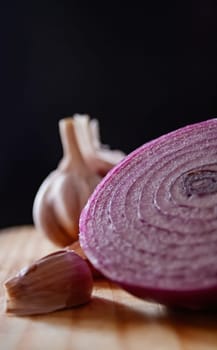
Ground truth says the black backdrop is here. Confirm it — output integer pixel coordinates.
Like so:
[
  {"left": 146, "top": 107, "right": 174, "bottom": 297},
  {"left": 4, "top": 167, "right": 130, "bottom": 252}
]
[{"left": 1, "top": 1, "right": 217, "bottom": 228}]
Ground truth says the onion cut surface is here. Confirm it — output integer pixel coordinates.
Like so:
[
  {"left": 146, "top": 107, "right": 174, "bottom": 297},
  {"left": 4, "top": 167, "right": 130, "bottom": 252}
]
[{"left": 79, "top": 119, "right": 217, "bottom": 309}]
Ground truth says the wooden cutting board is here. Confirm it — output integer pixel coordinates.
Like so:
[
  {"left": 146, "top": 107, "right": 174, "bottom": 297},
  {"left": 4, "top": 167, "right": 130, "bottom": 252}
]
[{"left": 0, "top": 226, "right": 217, "bottom": 350}]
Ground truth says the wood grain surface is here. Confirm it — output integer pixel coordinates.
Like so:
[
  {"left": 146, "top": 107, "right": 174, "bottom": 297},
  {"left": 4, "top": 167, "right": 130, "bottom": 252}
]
[{"left": 0, "top": 226, "right": 217, "bottom": 350}]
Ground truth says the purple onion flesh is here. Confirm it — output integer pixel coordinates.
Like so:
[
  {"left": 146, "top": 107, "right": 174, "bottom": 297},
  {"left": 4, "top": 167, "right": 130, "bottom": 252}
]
[{"left": 79, "top": 119, "right": 217, "bottom": 309}]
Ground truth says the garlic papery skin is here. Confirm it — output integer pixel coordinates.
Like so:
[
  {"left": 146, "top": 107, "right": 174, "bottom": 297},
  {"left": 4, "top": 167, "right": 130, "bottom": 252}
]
[
  {"left": 33, "top": 117, "right": 101, "bottom": 247},
  {"left": 4, "top": 250, "right": 93, "bottom": 316},
  {"left": 73, "top": 114, "right": 126, "bottom": 176}
]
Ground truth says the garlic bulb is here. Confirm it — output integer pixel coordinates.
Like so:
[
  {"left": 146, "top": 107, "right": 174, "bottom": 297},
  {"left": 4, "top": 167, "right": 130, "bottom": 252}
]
[{"left": 33, "top": 115, "right": 125, "bottom": 247}]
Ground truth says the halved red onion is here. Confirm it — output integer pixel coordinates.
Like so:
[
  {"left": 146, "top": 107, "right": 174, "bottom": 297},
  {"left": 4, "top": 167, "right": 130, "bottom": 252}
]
[{"left": 79, "top": 119, "right": 217, "bottom": 309}]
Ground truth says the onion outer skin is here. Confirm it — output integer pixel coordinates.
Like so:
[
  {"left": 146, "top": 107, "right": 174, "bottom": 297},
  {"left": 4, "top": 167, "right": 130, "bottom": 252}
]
[{"left": 79, "top": 119, "right": 217, "bottom": 309}]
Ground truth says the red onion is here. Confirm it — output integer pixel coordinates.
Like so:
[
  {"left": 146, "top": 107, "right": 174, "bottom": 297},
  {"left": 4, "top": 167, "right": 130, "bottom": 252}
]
[{"left": 79, "top": 119, "right": 217, "bottom": 309}]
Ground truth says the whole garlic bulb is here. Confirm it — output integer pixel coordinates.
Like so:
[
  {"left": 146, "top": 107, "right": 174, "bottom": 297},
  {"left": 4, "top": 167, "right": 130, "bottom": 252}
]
[{"left": 33, "top": 115, "right": 125, "bottom": 247}]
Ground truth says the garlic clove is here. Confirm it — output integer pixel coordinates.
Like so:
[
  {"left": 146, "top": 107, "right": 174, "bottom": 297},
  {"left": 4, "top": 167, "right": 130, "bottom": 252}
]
[{"left": 4, "top": 250, "right": 93, "bottom": 316}]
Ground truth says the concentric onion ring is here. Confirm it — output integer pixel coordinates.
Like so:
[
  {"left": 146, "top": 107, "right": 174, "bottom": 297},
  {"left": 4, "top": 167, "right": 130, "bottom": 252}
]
[{"left": 79, "top": 119, "right": 217, "bottom": 309}]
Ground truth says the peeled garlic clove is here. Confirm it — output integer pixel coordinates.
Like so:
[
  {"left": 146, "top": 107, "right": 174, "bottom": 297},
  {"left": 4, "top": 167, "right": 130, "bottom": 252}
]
[{"left": 4, "top": 250, "right": 93, "bottom": 316}]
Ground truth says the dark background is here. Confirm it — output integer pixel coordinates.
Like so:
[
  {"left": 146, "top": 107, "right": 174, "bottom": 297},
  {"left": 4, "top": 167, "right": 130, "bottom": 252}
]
[{"left": 0, "top": 1, "right": 217, "bottom": 228}]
